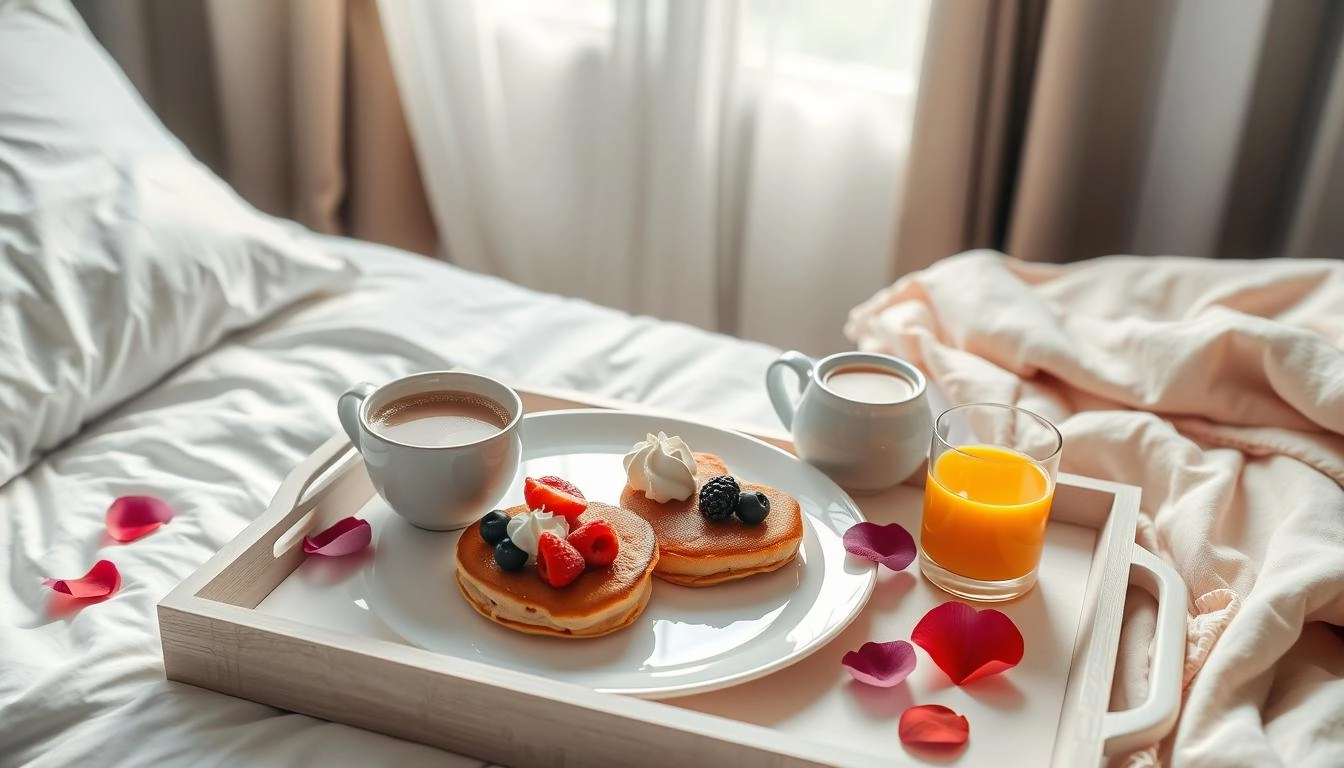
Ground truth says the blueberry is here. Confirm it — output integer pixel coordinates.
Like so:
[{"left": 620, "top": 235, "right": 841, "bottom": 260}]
[
  {"left": 480, "top": 510, "right": 511, "bottom": 545},
  {"left": 736, "top": 491, "right": 770, "bottom": 525},
  {"left": 494, "top": 539, "right": 528, "bottom": 572}
]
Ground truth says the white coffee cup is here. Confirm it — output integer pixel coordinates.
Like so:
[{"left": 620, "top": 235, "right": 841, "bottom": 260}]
[
  {"left": 766, "top": 351, "right": 932, "bottom": 493},
  {"left": 337, "top": 371, "right": 523, "bottom": 531}
]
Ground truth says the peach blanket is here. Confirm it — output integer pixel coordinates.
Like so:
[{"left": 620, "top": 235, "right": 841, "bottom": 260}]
[{"left": 845, "top": 251, "right": 1344, "bottom": 767}]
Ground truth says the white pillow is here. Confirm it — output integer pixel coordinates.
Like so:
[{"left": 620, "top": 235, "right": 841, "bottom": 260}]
[{"left": 0, "top": 0, "right": 356, "bottom": 486}]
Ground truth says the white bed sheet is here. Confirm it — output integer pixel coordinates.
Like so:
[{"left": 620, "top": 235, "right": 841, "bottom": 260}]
[{"left": 0, "top": 234, "right": 786, "bottom": 767}]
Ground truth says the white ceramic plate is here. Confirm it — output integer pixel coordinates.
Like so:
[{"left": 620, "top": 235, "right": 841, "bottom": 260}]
[{"left": 363, "top": 409, "right": 875, "bottom": 698}]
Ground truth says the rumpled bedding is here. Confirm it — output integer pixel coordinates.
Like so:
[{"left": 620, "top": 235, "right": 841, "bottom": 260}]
[
  {"left": 0, "top": 234, "right": 784, "bottom": 768},
  {"left": 846, "top": 251, "right": 1344, "bottom": 767}
]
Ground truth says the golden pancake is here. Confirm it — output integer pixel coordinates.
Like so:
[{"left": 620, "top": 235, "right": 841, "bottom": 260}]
[
  {"left": 621, "top": 453, "right": 804, "bottom": 587},
  {"left": 455, "top": 501, "right": 659, "bottom": 638}
]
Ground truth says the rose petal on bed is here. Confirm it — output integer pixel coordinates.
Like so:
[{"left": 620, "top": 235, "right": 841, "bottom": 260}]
[
  {"left": 106, "top": 495, "right": 176, "bottom": 542},
  {"left": 841, "top": 640, "right": 917, "bottom": 687},
  {"left": 911, "top": 601, "right": 1024, "bottom": 685},
  {"left": 899, "top": 704, "right": 969, "bottom": 749},
  {"left": 302, "top": 517, "right": 372, "bottom": 556},
  {"left": 42, "top": 560, "right": 122, "bottom": 598},
  {"left": 842, "top": 521, "right": 916, "bottom": 571}
]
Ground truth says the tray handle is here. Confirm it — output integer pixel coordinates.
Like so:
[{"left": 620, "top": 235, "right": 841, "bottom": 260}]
[
  {"left": 278, "top": 434, "right": 357, "bottom": 513},
  {"left": 269, "top": 435, "right": 360, "bottom": 558},
  {"left": 1102, "top": 545, "right": 1186, "bottom": 755}
]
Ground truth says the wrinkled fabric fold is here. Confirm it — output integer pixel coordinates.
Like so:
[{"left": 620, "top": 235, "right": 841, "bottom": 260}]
[
  {"left": 0, "top": 234, "right": 786, "bottom": 767},
  {"left": 846, "top": 250, "right": 1344, "bottom": 766}
]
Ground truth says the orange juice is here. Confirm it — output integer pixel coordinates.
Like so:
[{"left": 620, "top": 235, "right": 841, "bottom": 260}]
[{"left": 920, "top": 444, "right": 1054, "bottom": 581}]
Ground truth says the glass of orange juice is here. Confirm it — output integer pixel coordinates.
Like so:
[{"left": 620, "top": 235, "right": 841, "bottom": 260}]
[{"left": 919, "top": 403, "right": 1062, "bottom": 602}]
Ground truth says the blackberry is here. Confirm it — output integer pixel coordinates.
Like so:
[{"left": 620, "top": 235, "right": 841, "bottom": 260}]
[{"left": 699, "top": 476, "right": 741, "bottom": 521}]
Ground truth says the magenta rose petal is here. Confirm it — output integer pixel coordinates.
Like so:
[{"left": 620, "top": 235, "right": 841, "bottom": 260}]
[
  {"left": 899, "top": 704, "right": 970, "bottom": 749},
  {"left": 302, "top": 517, "right": 372, "bottom": 556},
  {"left": 42, "top": 560, "right": 122, "bottom": 598},
  {"left": 911, "top": 601, "right": 1025, "bottom": 685},
  {"left": 843, "top": 521, "right": 916, "bottom": 571},
  {"left": 841, "top": 640, "right": 917, "bottom": 687},
  {"left": 106, "top": 495, "right": 175, "bottom": 542}
]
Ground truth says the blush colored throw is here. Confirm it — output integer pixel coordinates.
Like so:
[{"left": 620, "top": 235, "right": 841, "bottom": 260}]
[{"left": 847, "top": 251, "right": 1344, "bottom": 767}]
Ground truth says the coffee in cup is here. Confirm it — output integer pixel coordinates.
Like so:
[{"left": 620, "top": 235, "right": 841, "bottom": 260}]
[
  {"left": 822, "top": 364, "right": 916, "bottom": 404},
  {"left": 338, "top": 371, "right": 523, "bottom": 530},
  {"left": 369, "top": 392, "right": 511, "bottom": 447},
  {"left": 767, "top": 351, "right": 932, "bottom": 493}
]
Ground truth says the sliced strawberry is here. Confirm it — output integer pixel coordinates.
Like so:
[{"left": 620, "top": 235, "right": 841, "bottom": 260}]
[
  {"left": 538, "top": 475, "right": 583, "bottom": 499},
  {"left": 523, "top": 476, "right": 588, "bottom": 522},
  {"left": 567, "top": 519, "right": 620, "bottom": 567},
  {"left": 536, "top": 531, "right": 586, "bottom": 588}
]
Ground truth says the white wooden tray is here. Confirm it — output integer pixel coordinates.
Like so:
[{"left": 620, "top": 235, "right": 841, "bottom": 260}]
[{"left": 158, "top": 387, "right": 1185, "bottom": 767}]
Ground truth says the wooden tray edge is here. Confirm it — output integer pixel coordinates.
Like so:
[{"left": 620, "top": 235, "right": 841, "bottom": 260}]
[{"left": 158, "top": 384, "right": 1145, "bottom": 768}]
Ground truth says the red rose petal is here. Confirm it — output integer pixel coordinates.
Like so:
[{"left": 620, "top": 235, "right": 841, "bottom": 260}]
[
  {"left": 302, "top": 517, "right": 372, "bottom": 556},
  {"left": 842, "top": 521, "right": 916, "bottom": 571},
  {"left": 841, "top": 640, "right": 917, "bottom": 687},
  {"left": 899, "top": 704, "right": 969, "bottom": 748},
  {"left": 106, "top": 495, "right": 175, "bottom": 542},
  {"left": 42, "top": 560, "right": 121, "bottom": 598},
  {"left": 911, "top": 601, "right": 1024, "bottom": 685}
]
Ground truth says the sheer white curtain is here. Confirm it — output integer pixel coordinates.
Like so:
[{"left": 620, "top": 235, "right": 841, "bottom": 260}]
[{"left": 378, "top": 0, "right": 929, "bottom": 354}]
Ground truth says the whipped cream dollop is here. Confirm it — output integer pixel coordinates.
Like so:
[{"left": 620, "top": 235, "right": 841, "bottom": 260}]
[
  {"left": 506, "top": 510, "right": 570, "bottom": 563},
  {"left": 623, "top": 431, "right": 698, "bottom": 502}
]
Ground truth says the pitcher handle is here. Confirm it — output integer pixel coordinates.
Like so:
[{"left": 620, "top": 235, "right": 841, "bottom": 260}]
[
  {"left": 337, "top": 382, "right": 377, "bottom": 447},
  {"left": 766, "top": 351, "right": 817, "bottom": 430}
]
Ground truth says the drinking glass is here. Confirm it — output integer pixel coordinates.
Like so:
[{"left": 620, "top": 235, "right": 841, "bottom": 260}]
[{"left": 918, "top": 403, "right": 1063, "bottom": 601}]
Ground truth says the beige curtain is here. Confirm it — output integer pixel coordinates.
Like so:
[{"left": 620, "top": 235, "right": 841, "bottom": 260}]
[
  {"left": 891, "top": 0, "right": 1046, "bottom": 276},
  {"left": 897, "top": 0, "right": 1344, "bottom": 269},
  {"left": 73, "top": 0, "right": 436, "bottom": 255},
  {"left": 900, "top": 3, "right": 1344, "bottom": 764}
]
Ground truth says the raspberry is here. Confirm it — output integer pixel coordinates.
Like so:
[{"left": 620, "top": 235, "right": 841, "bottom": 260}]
[
  {"left": 567, "top": 519, "right": 620, "bottom": 567},
  {"left": 536, "top": 531, "right": 585, "bottom": 587}
]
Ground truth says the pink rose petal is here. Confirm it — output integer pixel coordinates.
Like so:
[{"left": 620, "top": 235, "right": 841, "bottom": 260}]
[
  {"left": 899, "top": 704, "right": 970, "bottom": 749},
  {"left": 106, "top": 495, "right": 175, "bottom": 542},
  {"left": 841, "top": 640, "right": 917, "bottom": 687},
  {"left": 911, "top": 601, "right": 1024, "bottom": 685},
  {"left": 843, "top": 521, "right": 916, "bottom": 571},
  {"left": 303, "top": 517, "right": 372, "bottom": 556},
  {"left": 42, "top": 560, "right": 121, "bottom": 598}
]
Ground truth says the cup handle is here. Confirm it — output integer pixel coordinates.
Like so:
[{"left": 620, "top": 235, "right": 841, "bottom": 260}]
[
  {"left": 766, "top": 351, "right": 817, "bottom": 430},
  {"left": 337, "top": 382, "right": 377, "bottom": 448}
]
